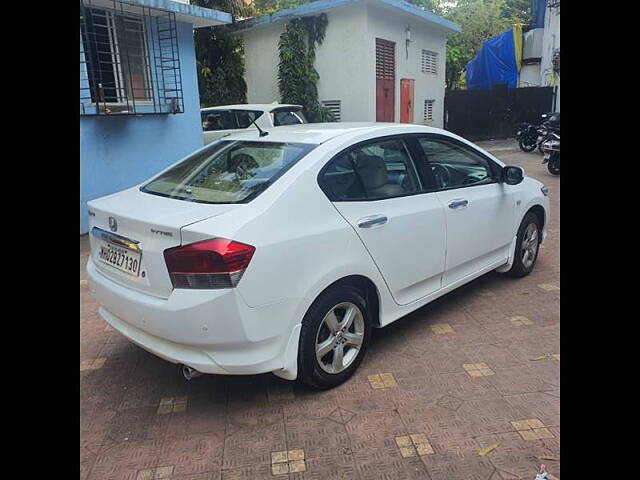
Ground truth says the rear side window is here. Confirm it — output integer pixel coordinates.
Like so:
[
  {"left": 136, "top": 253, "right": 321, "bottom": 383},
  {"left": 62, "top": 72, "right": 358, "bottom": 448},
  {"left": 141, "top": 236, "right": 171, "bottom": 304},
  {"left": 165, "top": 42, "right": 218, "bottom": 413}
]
[
  {"left": 272, "top": 109, "right": 307, "bottom": 126},
  {"left": 142, "top": 140, "right": 316, "bottom": 204},
  {"left": 202, "top": 111, "right": 237, "bottom": 131},
  {"left": 320, "top": 138, "right": 422, "bottom": 201}
]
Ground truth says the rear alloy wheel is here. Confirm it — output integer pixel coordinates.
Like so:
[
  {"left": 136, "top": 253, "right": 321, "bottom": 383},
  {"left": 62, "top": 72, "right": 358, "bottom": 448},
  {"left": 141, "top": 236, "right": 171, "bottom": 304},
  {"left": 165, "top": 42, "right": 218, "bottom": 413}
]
[
  {"left": 500, "top": 212, "right": 542, "bottom": 277},
  {"left": 298, "top": 286, "right": 371, "bottom": 389},
  {"left": 315, "top": 302, "right": 365, "bottom": 374}
]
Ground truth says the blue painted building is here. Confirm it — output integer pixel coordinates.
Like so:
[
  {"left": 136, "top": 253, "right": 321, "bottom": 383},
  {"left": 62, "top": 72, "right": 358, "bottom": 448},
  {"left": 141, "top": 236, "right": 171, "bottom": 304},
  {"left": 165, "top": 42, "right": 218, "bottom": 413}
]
[{"left": 80, "top": 0, "right": 232, "bottom": 234}]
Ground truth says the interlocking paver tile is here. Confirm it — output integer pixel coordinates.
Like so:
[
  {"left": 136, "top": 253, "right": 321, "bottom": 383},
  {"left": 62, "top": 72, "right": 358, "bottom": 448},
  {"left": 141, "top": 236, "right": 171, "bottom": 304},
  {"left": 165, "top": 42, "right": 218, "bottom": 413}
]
[
  {"left": 419, "top": 438, "right": 495, "bottom": 480},
  {"left": 270, "top": 449, "right": 306, "bottom": 475},
  {"left": 430, "top": 323, "right": 454, "bottom": 334},
  {"left": 510, "top": 315, "right": 533, "bottom": 326},
  {"left": 510, "top": 418, "right": 555, "bottom": 440},
  {"left": 80, "top": 147, "right": 559, "bottom": 480},
  {"left": 367, "top": 373, "right": 397, "bottom": 389},
  {"left": 80, "top": 357, "right": 106, "bottom": 371},
  {"left": 462, "top": 363, "right": 494, "bottom": 377},
  {"left": 395, "top": 433, "right": 435, "bottom": 458}
]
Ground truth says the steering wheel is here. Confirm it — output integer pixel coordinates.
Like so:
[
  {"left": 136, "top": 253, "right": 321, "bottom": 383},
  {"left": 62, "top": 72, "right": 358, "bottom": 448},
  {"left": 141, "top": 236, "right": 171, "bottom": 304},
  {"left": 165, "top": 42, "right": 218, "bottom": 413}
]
[
  {"left": 228, "top": 153, "right": 258, "bottom": 180},
  {"left": 431, "top": 164, "right": 451, "bottom": 189},
  {"left": 462, "top": 175, "right": 479, "bottom": 186}
]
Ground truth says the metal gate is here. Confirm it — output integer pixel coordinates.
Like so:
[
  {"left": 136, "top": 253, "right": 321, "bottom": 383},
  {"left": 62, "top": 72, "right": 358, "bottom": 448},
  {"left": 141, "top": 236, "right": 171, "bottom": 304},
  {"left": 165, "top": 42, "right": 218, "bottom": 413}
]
[{"left": 444, "top": 85, "right": 556, "bottom": 140}]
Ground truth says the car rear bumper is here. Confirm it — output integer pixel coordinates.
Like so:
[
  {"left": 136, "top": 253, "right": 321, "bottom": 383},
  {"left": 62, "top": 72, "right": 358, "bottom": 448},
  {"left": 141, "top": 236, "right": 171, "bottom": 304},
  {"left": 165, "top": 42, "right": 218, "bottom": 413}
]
[{"left": 86, "top": 257, "right": 300, "bottom": 375}]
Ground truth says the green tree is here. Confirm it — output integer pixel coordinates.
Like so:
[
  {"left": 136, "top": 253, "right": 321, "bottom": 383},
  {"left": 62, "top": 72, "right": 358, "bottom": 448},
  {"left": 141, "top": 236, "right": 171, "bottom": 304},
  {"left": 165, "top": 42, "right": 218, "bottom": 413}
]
[
  {"left": 191, "top": 0, "right": 249, "bottom": 106},
  {"left": 277, "top": 15, "right": 335, "bottom": 122}
]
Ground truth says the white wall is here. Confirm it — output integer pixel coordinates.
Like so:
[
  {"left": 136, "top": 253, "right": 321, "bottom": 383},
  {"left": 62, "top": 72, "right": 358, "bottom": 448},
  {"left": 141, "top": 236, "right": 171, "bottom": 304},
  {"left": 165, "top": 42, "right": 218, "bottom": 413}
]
[
  {"left": 239, "top": 2, "right": 449, "bottom": 126},
  {"left": 315, "top": 4, "right": 372, "bottom": 121},
  {"left": 519, "top": 63, "right": 541, "bottom": 87},
  {"left": 241, "top": 25, "right": 284, "bottom": 104},
  {"left": 540, "top": 4, "right": 560, "bottom": 110}
]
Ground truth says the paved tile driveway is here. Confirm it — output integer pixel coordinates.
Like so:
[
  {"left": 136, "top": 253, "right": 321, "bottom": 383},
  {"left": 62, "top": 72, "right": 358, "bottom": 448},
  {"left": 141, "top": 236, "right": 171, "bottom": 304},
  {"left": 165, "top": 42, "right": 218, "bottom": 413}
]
[{"left": 80, "top": 144, "right": 560, "bottom": 480}]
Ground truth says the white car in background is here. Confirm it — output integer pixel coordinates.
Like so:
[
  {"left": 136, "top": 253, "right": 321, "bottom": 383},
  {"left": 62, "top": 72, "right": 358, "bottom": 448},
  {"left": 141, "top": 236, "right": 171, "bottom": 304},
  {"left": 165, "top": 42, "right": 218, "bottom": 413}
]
[
  {"left": 86, "top": 123, "right": 549, "bottom": 389},
  {"left": 201, "top": 103, "right": 306, "bottom": 145}
]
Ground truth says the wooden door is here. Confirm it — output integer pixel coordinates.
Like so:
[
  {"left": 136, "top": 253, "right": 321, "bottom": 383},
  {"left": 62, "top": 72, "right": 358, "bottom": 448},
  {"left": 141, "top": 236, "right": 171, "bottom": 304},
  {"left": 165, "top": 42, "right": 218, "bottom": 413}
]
[
  {"left": 376, "top": 38, "right": 395, "bottom": 122},
  {"left": 400, "top": 78, "right": 414, "bottom": 123}
]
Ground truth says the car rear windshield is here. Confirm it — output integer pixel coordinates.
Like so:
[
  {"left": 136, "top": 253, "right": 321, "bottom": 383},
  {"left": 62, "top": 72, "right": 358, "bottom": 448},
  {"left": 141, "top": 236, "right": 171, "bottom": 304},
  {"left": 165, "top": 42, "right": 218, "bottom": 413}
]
[{"left": 141, "top": 140, "right": 316, "bottom": 204}]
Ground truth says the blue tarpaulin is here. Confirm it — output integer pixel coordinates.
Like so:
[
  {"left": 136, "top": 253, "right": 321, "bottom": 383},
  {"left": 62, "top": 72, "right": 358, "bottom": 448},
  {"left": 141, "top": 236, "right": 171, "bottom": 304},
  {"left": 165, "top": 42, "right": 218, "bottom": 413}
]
[{"left": 465, "top": 29, "right": 518, "bottom": 90}]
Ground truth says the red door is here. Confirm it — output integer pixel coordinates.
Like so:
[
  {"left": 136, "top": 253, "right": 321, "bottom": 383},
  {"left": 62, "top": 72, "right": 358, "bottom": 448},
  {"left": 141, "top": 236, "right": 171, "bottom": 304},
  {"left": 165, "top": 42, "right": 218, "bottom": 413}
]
[
  {"left": 400, "top": 78, "right": 414, "bottom": 123},
  {"left": 376, "top": 38, "right": 395, "bottom": 122}
]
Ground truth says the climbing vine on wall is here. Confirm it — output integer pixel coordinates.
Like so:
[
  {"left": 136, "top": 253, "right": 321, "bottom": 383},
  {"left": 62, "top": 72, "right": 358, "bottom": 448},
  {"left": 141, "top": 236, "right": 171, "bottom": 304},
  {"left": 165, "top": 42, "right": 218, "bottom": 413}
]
[{"left": 277, "top": 14, "right": 335, "bottom": 122}]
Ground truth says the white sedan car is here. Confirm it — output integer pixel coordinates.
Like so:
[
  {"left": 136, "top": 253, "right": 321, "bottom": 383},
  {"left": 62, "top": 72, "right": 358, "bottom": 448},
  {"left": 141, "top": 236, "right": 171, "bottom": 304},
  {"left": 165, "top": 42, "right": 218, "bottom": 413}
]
[
  {"left": 87, "top": 123, "right": 549, "bottom": 389},
  {"left": 201, "top": 103, "right": 306, "bottom": 145}
]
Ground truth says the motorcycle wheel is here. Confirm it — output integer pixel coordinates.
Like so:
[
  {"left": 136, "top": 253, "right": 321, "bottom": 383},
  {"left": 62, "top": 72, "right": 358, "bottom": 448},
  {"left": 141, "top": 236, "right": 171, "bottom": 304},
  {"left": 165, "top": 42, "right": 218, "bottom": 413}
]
[
  {"left": 547, "top": 158, "right": 560, "bottom": 175},
  {"left": 519, "top": 138, "right": 537, "bottom": 152}
]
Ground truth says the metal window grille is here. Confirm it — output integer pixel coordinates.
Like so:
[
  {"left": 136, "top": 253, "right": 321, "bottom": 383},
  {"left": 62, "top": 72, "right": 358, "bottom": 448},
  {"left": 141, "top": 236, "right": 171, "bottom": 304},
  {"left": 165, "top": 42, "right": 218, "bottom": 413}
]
[
  {"left": 80, "top": 0, "right": 184, "bottom": 116},
  {"left": 424, "top": 99, "right": 434, "bottom": 122},
  {"left": 321, "top": 100, "right": 342, "bottom": 121},
  {"left": 421, "top": 50, "right": 437, "bottom": 74}
]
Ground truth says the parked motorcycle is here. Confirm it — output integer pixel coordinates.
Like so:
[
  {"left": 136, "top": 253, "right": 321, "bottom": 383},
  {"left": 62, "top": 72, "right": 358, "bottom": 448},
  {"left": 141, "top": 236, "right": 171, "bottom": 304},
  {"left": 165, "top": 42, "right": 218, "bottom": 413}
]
[
  {"left": 536, "top": 112, "right": 560, "bottom": 153},
  {"left": 516, "top": 122, "right": 539, "bottom": 152},
  {"left": 541, "top": 131, "right": 560, "bottom": 175}
]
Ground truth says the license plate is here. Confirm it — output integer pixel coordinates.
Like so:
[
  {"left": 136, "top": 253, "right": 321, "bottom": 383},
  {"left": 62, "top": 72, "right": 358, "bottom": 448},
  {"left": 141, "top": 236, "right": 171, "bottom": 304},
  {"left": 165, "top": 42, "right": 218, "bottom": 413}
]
[{"left": 98, "top": 242, "right": 141, "bottom": 277}]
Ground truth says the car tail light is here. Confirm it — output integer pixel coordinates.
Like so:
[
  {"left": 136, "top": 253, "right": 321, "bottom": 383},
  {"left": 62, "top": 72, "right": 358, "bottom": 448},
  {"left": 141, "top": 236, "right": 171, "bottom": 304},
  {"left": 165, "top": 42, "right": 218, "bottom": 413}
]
[{"left": 164, "top": 238, "right": 255, "bottom": 289}]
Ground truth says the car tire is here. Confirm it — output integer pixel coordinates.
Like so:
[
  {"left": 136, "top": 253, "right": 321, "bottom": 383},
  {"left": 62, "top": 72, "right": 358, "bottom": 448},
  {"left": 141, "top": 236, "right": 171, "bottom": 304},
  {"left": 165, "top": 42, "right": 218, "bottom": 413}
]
[
  {"left": 297, "top": 285, "right": 372, "bottom": 390},
  {"left": 547, "top": 157, "right": 560, "bottom": 175},
  {"left": 501, "top": 212, "right": 542, "bottom": 278}
]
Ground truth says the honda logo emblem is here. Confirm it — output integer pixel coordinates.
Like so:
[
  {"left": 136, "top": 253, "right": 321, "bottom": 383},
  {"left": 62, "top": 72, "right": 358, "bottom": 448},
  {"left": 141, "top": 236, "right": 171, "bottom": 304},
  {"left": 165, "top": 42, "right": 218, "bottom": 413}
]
[{"left": 108, "top": 217, "right": 118, "bottom": 232}]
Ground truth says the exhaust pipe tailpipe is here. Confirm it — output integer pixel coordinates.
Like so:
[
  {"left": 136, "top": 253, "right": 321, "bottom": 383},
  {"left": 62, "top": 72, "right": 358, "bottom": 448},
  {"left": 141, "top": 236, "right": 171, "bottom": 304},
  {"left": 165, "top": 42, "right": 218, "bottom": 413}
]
[{"left": 181, "top": 365, "right": 202, "bottom": 381}]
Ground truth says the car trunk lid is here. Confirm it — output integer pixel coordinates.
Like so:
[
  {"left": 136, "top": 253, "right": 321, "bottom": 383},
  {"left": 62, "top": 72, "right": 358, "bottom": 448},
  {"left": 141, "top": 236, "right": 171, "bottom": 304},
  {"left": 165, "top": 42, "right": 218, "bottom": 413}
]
[{"left": 87, "top": 187, "right": 240, "bottom": 299}]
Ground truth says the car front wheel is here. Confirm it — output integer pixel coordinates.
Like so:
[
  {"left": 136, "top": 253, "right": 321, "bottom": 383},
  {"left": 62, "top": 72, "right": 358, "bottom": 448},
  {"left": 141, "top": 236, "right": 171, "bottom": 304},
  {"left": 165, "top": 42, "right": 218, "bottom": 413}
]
[
  {"left": 500, "top": 212, "right": 542, "bottom": 277},
  {"left": 297, "top": 285, "right": 371, "bottom": 389}
]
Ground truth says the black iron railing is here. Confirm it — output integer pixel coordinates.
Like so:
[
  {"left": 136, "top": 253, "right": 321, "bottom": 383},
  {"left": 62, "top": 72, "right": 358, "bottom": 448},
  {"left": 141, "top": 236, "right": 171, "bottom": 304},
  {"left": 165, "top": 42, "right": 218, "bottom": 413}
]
[{"left": 80, "top": 0, "right": 184, "bottom": 116}]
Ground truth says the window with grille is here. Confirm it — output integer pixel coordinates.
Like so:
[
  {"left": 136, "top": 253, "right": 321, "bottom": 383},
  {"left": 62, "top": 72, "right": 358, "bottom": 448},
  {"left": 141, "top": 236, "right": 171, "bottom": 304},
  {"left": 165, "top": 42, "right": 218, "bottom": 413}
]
[
  {"left": 421, "top": 50, "right": 438, "bottom": 74},
  {"left": 424, "top": 100, "right": 435, "bottom": 122},
  {"left": 80, "top": 0, "right": 184, "bottom": 116},
  {"left": 321, "top": 100, "right": 342, "bottom": 121}
]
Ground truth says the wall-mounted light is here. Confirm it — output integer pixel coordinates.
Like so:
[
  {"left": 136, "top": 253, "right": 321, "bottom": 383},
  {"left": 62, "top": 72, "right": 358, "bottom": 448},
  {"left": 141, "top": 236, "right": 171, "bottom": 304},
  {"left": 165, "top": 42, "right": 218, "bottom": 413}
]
[{"left": 406, "top": 25, "right": 413, "bottom": 59}]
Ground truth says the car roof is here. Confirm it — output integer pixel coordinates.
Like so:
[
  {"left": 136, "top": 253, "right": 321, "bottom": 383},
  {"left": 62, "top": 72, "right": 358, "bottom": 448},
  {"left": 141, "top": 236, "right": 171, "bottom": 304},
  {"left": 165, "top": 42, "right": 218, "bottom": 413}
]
[
  {"left": 221, "top": 122, "right": 446, "bottom": 145},
  {"left": 201, "top": 104, "right": 302, "bottom": 113}
]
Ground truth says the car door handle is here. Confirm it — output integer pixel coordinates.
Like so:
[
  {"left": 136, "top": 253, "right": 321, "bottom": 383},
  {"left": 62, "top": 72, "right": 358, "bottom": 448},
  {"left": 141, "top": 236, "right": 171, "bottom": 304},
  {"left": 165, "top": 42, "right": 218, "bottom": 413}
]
[
  {"left": 357, "top": 215, "right": 388, "bottom": 229},
  {"left": 448, "top": 199, "right": 469, "bottom": 209}
]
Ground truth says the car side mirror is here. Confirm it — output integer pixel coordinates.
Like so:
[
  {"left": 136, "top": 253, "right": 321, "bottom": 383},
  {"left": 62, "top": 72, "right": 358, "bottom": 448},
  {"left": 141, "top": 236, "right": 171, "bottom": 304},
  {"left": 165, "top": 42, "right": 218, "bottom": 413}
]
[{"left": 502, "top": 166, "right": 524, "bottom": 185}]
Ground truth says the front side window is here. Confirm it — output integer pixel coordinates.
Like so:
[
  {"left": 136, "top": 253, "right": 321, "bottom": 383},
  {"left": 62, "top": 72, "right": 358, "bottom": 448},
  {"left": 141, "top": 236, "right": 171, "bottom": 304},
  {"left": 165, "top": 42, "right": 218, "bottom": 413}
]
[
  {"left": 321, "top": 139, "right": 421, "bottom": 201},
  {"left": 272, "top": 109, "right": 307, "bottom": 126},
  {"left": 417, "top": 137, "right": 497, "bottom": 190},
  {"left": 142, "top": 141, "right": 316, "bottom": 204}
]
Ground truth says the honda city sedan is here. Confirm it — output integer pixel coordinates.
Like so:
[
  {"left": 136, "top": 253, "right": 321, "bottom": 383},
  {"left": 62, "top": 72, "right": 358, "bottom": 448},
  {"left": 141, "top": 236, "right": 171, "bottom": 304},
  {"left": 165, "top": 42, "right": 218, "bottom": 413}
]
[{"left": 86, "top": 123, "right": 550, "bottom": 389}]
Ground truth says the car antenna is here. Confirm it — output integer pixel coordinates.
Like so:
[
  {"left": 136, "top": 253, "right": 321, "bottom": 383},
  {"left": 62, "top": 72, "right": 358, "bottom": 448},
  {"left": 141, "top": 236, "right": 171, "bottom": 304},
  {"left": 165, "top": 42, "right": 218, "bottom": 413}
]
[{"left": 250, "top": 118, "right": 268, "bottom": 137}]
